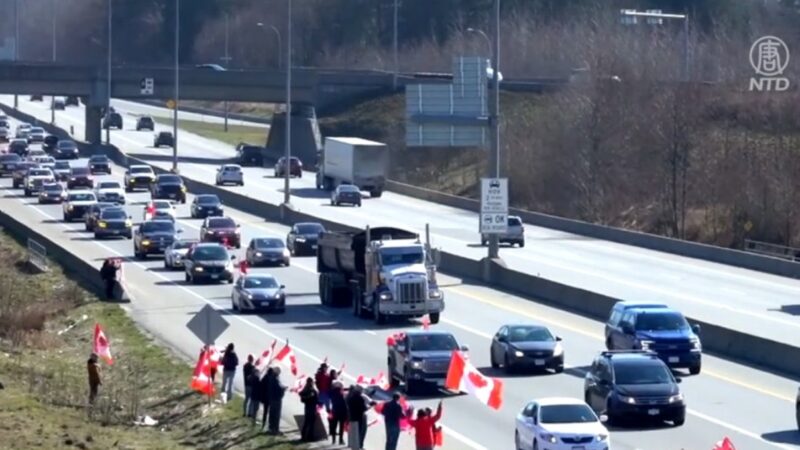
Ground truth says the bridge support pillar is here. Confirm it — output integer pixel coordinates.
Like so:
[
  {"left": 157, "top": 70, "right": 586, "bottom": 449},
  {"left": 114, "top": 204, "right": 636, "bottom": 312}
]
[
  {"left": 265, "top": 103, "right": 322, "bottom": 168},
  {"left": 85, "top": 105, "right": 103, "bottom": 146}
]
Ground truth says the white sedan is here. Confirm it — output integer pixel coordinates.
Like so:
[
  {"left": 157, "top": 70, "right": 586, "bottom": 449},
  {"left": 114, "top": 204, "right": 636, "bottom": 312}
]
[
  {"left": 144, "top": 200, "right": 177, "bottom": 221},
  {"left": 515, "top": 397, "right": 610, "bottom": 450},
  {"left": 94, "top": 180, "right": 127, "bottom": 204},
  {"left": 215, "top": 164, "right": 244, "bottom": 186}
]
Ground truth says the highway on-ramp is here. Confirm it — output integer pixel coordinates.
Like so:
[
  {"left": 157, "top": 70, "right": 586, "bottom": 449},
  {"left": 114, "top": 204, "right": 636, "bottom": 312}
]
[
  {"left": 0, "top": 116, "right": 797, "bottom": 449},
  {"left": 7, "top": 95, "right": 800, "bottom": 351}
]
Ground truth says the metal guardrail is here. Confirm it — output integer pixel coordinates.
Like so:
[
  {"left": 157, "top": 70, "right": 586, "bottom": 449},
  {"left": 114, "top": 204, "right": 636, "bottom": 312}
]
[
  {"left": 743, "top": 239, "right": 800, "bottom": 262},
  {"left": 27, "top": 238, "right": 48, "bottom": 271}
]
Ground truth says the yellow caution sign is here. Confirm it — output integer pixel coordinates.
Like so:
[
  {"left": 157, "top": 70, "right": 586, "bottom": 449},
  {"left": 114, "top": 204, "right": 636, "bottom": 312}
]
[{"left": 166, "top": 99, "right": 176, "bottom": 110}]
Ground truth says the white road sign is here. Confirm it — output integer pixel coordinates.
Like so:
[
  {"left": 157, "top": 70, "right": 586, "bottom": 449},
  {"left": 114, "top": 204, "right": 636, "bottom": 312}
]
[
  {"left": 480, "top": 178, "right": 508, "bottom": 234},
  {"left": 140, "top": 77, "right": 154, "bottom": 95}
]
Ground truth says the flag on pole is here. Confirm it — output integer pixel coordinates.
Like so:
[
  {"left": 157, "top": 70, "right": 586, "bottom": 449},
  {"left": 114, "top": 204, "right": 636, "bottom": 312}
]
[
  {"left": 93, "top": 323, "right": 113, "bottom": 365},
  {"left": 190, "top": 349, "right": 215, "bottom": 395},
  {"left": 255, "top": 339, "right": 278, "bottom": 371},
  {"left": 274, "top": 341, "right": 298, "bottom": 376},
  {"left": 239, "top": 259, "right": 249, "bottom": 275},
  {"left": 445, "top": 350, "right": 503, "bottom": 410},
  {"left": 713, "top": 437, "right": 736, "bottom": 450}
]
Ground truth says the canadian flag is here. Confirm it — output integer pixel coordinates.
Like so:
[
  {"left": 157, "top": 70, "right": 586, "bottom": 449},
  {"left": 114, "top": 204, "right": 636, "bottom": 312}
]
[
  {"left": 239, "top": 259, "right": 249, "bottom": 275},
  {"left": 207, "top": 346, "right": 221, "bottom": 370},
  {"left": 386, "top": 332, "right": 406, "bottom": 347},
  {"left": 713, "top": 437, "right": 736, "bottom": 450},
  {"left": 421, "top": 314, "right": 430, "bottom": 330},
  {"left": 145, "top": 203, "right": 155, "bottom": 221},
  {"left": 274, "top": 341, "right": 298, "bottom": 376},
  {"left": 254, "top": 339, "right": 278, "bottom": 371},
  {"left": 93, "top": 323, "right": 113, "bottom": 365},
  {"left": 445, "top": 351, "right": 503, "bottom": 410},
  {"left": 190, "top": 349, "right": 215, "bottom": 395},
  {"left": 289, "top": 373, "right": 307, "bottom": 393}
]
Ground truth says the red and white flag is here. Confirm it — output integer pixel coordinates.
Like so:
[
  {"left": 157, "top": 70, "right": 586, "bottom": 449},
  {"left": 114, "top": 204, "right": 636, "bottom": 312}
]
[
  {"left": 274, "top": 341, "right": 298, "bottom": 376},
  {"left": 386, "top": 332, "right": 406, "bottom": 347},
  {"left": 239, "top": 259, "right": 249, "bottom": 275},
  {"left": 254, "top": 340, "right": 278, "bottom": 371},
  {"left": 421, "top": 314, "right": 430, "bottom": 330},
  {"left": 445, "top": 351, "right": 503, "bottom": 410},
  {"left": 289, "top": 373, "right": 307, "bottom": 393},
  {"left": 93, "top": 323, "right": 113, "bottom": 365},
  {"left": 190, "top": 349, "right": 215, "bottom": 396},
  {"left": 713, "top": 437, "right": 736, "bottom": 450},
  {"left": 207, "top": 346, "right": 221, "bottom": 370}
]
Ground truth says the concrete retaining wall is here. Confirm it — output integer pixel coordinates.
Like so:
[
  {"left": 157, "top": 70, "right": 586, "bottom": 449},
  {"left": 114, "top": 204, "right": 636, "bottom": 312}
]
[{"left": 5, "top": 104, "right": 800, "bottom": 377}]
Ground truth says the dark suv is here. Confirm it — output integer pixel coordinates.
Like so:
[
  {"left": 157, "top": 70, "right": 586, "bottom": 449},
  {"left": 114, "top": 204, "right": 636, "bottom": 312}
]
[
  {"left": 133, "top": 220, "right": 181, "bottom": 259},
  {"left": 54, "top": 140, "right": 79, "bottom": 159},
  {"left": 605, "top": 301, "right": 668, "bottom": 346},
  {"left": 286, "top": 222, "right": 325, "bottom": 256},
  {"left": 154, "top": 131, "right": 174, "bottom": 147},
  {"left": 605, "top": 306, "right": 702, "bottom": 375},
  {"left": 236, "top": 144, "right": 264, "bottom": 166},
  {"left": 184, "top": 243, "right": 235, "bottom": 284},
  {"left": 584, "top": 350, "right": 685, "bottom": 426},
  {"left": 387, "top": 331, "right": 467, "bottom": 395},
  {"left": 274, "top": 156, "right": 302, "bottom": 178},
  {"left": 88, "top": 155, "right": 112, "bottom": 175},
  {"left": 200, "top": 216, "right": 241, "bottom": 248},
  {"left": 151, "top": 174, "right": 187, "bottom": 203},
  {"left": 67, "top": 166, "right": 94, "bottom": 189},
  {"left": 136, "top": 116, "right": 154, "bottom": 131},
  {"left": 102, "top": 112, "right": 123, "bottom": 129}
]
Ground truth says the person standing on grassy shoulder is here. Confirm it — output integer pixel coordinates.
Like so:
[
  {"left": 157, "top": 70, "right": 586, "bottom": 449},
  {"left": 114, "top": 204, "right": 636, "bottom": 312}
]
[
  {"left": 87, "top": 353, "right": 101, "bottom": 405},
  {"left": 243, "top": 354, "right": 256, "bottom": 417},
  {"left": 221, "top": 342, "right": 239, "bottom": 402}
]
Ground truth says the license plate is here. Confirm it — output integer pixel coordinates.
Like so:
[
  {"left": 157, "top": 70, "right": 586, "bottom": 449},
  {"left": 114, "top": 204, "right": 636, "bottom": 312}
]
[
  {"left": 648, "top": 408, "right": 660, "bottom": 415},
  {"left": 534, "top": 359, "right": 545, "bottom": 366},
  {"left": 668, "top": 356, "right": 679, "bottom": 363},
  {"left": 168, "top": 193, "right": 176, "bottom": 198},
  {"left": 311, "top": 245, "right": 317, "bottom": 249},
  {"left": 111, "top": 230, "right": 119, "bottom": 235},
  {"left": 211, "top": 274, "right": 219, "bottom": 279}
]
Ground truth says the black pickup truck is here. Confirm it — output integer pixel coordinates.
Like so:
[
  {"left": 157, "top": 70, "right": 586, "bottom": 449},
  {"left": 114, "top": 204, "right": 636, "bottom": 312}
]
[{"left": 387, "top": 330, "right": 467, "bottom": 395}]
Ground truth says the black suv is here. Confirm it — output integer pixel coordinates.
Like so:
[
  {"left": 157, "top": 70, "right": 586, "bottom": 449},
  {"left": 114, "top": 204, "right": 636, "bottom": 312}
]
[
  {"left": 584, "top": 350, "right": 685, "bottom": 427},
  {"left": 102, "top": 112, "right": 123, "bottom": 130},
  {"left": 387, "top": 331, "right": 467, "bottom": 395},
  {"left": 286, "top": 222, "right": 325, "bottom": 256},
  {"left": 43, "top": 134, "right": 59, "bottom": 153},
  {"left": 184, "top": 243, "right": 235, "bottom": 284},
  {"left": 54, "top": 140, "right": 79, "bottom": 159},
  {"left": 151, "top": 174, "right": 187, "bottom": 203},
  {"left": 84, "top": 202, "right": 117, "bottom": 231},
  {"left": 67, "top": 166, "right": 94, "bottom": 189},
  {"left": 0, "top": 153, "right": 21, "bottom": 176},
  {"left": 154, "top": 131, "right": 174, "bottom": 148},
  {"left": 136, "top": 116, "right": 155, "bottom": 131},
  {"left": 133, "top": 220, "right": 182, "bottom": 259},
  {"left": 190, "top": 194, "right": 224, "bottom": 218},
  {"left": 65, "top": 96, "right": 80, "bottom": 107},
  {"left": 236, "top": 144, "right": 264, "bottom": 166},
  {"left": 8, "top": 139, "right": 28, "bottom": 156},
  {"left": 88, "top": 154, "right": 112, "bottom": 175}
]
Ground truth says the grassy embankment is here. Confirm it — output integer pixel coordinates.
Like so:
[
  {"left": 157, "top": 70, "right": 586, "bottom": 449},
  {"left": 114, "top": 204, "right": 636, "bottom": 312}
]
[{"left": 0, "top": 232, "right": 301, "bottom": 450}]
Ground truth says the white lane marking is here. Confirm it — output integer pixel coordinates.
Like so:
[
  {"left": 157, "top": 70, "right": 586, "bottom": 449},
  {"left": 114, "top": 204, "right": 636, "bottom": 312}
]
[
  {"left": 688, "top": 409, "right": 795, "bottom": 450},
  {"left": 441, "top": 318, "right": 493, "bottom": 340},
  {"left": 5, "top": 189, "right": 487, "bottom": 450},
  {"left": 363, "top": 330, "right": 377, "bottom": 336}
]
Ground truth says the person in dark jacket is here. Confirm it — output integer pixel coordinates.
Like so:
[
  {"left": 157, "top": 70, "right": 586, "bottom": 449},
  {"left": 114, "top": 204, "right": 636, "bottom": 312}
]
[
  {"left": 267, "top": 366, "right": 286, "bottom": 435},
  {"left": 346, "top": 384, "right": 374, "bottom": 450},
  {"left": 242, "top": 354, "right": 255, "bottom": 417},
  {"left": 315, "top": 363, "right": 332, "bottom": 411},
  {"left": 381, "top": 393, "right": 405, "bottom": 450},
  {"left": 299, "top": 377, "right": 320, "bottom": 442},
  {"left": 329, "top": 381, "right": 348, "bottom": 446},
  {"left": 258, "top": 368, "right": 274, "bottom": 429},
  {"left": 99, "top": 259, "right": 118, "bottom": 300},
  {"left": 87, "top": 353, "right": 101, "bottom": 405},
  {"left": 221, "top": 343, "right": 239, "bottom": 402}
]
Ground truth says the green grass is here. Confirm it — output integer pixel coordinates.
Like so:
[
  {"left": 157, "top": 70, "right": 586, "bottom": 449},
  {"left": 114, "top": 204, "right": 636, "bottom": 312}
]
[
  {"left": 153, "top": 117, "right": 268, "bottom": 148},
  {"left": 0, "top": 232, "right": 302, "bottom": 450}
]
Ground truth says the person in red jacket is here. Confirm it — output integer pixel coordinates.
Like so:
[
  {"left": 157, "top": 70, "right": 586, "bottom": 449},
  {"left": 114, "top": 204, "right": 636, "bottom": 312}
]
[{"left": 409, "top": 401, "right": 442, "bottom": 450}]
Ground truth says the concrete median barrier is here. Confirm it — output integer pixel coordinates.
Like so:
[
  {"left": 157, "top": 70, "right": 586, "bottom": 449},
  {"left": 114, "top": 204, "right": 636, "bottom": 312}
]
[{"left": 4, "top": 105, "right": 800, "bottom": 377}]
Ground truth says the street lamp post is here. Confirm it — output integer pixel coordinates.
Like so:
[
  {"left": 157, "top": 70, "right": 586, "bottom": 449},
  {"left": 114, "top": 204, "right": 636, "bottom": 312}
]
[
  {"left": 283, "top": 0, "right": 292, "bottom": 206},
  {"left": 173, "top": 0, "right": 180, "bottom": 172},
  {"left": 106, "top": 0, "right": 112, "bottom": 144},
  {"left": 257, "top": 22, "right": 282, "bottom": 69},
  {"left": 392, "top": 0, "right": 399, "bottom": 90},
  {"left": 50, "top": 0, "right": 56, "bottom": 124},
  {"left": 222, "top": 13, "right": 231, "bottom": 132},
  {"left": 14, "top": 0, "right": 19, "bottom": 108},
  {"left": 619, "top": 9, "right": 690, "bottom": 81}
]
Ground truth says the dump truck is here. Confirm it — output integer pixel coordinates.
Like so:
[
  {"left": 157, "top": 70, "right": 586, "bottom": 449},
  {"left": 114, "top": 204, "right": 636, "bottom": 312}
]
[
  {"left": 317, "top": 225, "right": 444, "bottom": 324},
  {"left": 315, "top": 137, "right": 389, "bottom": 197}
]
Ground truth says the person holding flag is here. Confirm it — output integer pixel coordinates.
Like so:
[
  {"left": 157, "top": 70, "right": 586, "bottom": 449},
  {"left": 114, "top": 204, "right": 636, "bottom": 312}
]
[
  {"left": 93, "top": 324, "right": 113, "bottom": 365},
  {"left": 408, "top": 401, "right": 443, "bottom": 450}
]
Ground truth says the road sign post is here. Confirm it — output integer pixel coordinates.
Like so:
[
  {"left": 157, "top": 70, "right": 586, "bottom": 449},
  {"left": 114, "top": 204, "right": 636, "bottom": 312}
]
[
  {"left": 186, "top": 304, "right": 229, "bottom": 406},
  {"left": 140, "top": 77, "right": 154, "bottom": 95},
  {"left": 480, "top": 177, "right": 508, "bottom": 235}
]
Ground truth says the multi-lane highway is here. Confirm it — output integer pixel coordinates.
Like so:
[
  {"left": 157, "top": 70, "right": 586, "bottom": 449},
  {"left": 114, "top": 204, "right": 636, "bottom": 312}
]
[
  {"left": 0, "top": 113, "right": 798, "bottom": 449},
  {"left": 6, "top": 95, "right": 800, "bottom": 350}
]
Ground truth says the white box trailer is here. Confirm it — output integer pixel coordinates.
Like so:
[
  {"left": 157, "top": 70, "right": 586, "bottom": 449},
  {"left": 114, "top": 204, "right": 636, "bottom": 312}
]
[{"left": 316, "top": 137, "right": 388, "bottom": 197}]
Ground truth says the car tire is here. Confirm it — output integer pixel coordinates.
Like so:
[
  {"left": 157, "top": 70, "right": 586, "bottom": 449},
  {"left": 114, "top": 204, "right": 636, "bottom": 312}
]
[
  {"left": 231, "top": 297, "right": 238, "bottom": 312},
  {"left": 284, "top": 259, "right": 290, "bottom": 267},
  {"left": 276, "top": 307, "right": 286, "bottom": 314},
  {"left": 429, "top": 312, "right": 440, "bottom": 324},
  {"left": 519, "top": 241, "right": 525, "bottom": 248},
  {"left": 504, "top": 353, "right": 514, "bottom": 373},
  {"left": 604, "top": 399, "right": 617, "bottom": 426},
  {"left": 490, "top": 351, "right": 499, "bottom": 369},
  {"left": 554, "top": 364, "right": 564, "bottom": 374},
  {"left": 514, "top": 431, "right": 522, "bottom": 450},
  {"left": 673, "top": 414, "right": 685, "bottom": 426},
  {"left": 689, "top": 364, "right": 701, "bottom": 375},
  {"left": 532, "top": 439, "right": 539, "bottom": 450},
  {"left": 239, "top": 182, "right": 244, "bottom": 186},
  {"left": 405, "top": 372, "right": 418, "bottom": 396},
  {"left": 227, "top": 277, "right": 234, "bottom": 284},
  {"left": 481, "top": 239, "right": 488, "bottom": 246},
  {"left": 164, "top": 259, "right": 169, "bottom": 269}
]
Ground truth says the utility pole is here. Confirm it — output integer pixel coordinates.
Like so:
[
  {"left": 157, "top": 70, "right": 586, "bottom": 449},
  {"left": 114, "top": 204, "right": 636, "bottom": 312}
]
[
  {"left": 50, "top": 0, "right": 56, "bottom": 124},
  {"left": 223, "top": 13, "right": 230, "bottom": 132},
  {"left": 392, "top": 0, "right": 398, "bottom": 90},
  {"left": 106, "top": 0, "right": 112, "bottom": 144},
  {"left": 487, "top": 0, "right": 501, "bottom": 259},
  {"left": 14, "top": 0, "right": 19, "bottom": 108},
  {"left": 283, "top": 0, "right": 292, "bottom": 205},
  {"left": 173, "top": 0, "right": 180, "bottom": 172}
]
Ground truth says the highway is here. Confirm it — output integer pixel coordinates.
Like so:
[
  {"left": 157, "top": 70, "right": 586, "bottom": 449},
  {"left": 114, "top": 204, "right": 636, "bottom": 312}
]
[
  {"left": 0, "top": 116, "right": 798, "bottom": 449},
  {"left": 6, "top": 95, "right": 800, "bottom": 350}
]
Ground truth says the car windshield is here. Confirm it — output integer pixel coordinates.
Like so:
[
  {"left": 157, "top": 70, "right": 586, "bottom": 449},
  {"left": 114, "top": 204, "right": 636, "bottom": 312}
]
[
  {"left": 131, "top": 167, "right": 151, "bottom": 174},
  {"left": 209, "top": 218, "right": 236, "bottom": 228},
  {"left": 244, "top": 277, "right": 279, "bottom": 289},
  {"left": 153, "top": 201, "right": 172, "bottom": 210},
  {"left": 539, "top": 405, "right": 598, "bottom": 424},
  {"left": 140, "top": 117, "right": 153, "bottom": 123},
  {"left": 242, "top": 146, "right": 261, "bottom": 154},
  {"left": 635, "top": 312, "right": 689, "bottom": 331},
  {"left": 173, "top": 240, "right": 197, "bottom": 250},
  {"left": 508, "top": 217, "right": 522, "bottom": 226},
  {"left": 254, "top": 238, "right": 284, "bottom": 249},
  {"left": 141, "top": 221, "right": 175, "bottom": 233},
  {"left": 69, "top": 193, "right": 95, "bottom": 201},
  {"left": 507, "top": 326, "right": 554, "bottom": 342},
  {"left": 30, "top": 128, "right": 44, "bottom": 133},
  {"left": 223, "top": 166, "right": 241, "bottom": 172},
  {"left": 43, "top": 184, "right": 62, "bottom": 192},
  {"left": 380, "top": 247, "right": 424, "bottom": 266},
  {"left": 296, "top": 224, "right": 324, "bottom": 235},
  {"left": 57, "top": 141, "right": 76, "bottom": 149},
  {"left": 72, "top": 168, "right": 89, "bottom": 175},
  {"left": 338, "top": 185, "right": 359, "bottom": 193},
  {"left": 29, "top": 169, "right": 50, "bottom": 177},
  {"left": 99, "top": 182, "right": 120, "bottom": 189},
  {"left": 197, "top": 195, "right": 220, "bottom": 205},
  {"left": 89, "top": 156, "right": 108, "bottom": 163},
  {"left": 614, "top": 362, "right": 673, "bottom": 385},
  {"left": 408, "top": 334, "right": 458, "bottom": 351},
  {"left": 159, "top": 175, "right": 181, "bottom": 184},
  {"left": 55, "top": 162, "right": 70, "bottom": 169},
  {"left": 0, "top": 154, "right": 20, "bottom": 162},
  {"left": 193, "top": 246, "right": 228, "bottom": 260},
  {"left": 101, "top": 209, "right": 127, "bottom": 220}
]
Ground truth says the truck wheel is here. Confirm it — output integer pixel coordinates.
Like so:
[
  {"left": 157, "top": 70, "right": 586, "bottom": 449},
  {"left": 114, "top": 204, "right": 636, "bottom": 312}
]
[
  {"left": 319, "top": 275, "right": 328, "bottom": 306},
  {"left": 352, "top": 292, "right": 362, "bottom": 317},
  {"left": 429, "top": 313, "right": 440, "bottom": 324},
  {"left": 370, "top": 188, "right": 383, "bottom": 198}
]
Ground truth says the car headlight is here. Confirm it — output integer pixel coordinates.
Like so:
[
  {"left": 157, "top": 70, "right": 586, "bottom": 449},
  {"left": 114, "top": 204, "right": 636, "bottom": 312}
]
[
  {"left": 283, "top": 249, "right": 289, "bottom": 256},
  {"left": 428, "top": 289, "right": 442, "bottom": 299},
  {"left": 274, "top": 292, "right": 282, "bottom": 299},
  {"left": 620, "top": 395, "right": 637, "bottom": 405},
  {"left": 255, "top": 252, "right": 263, "bottom": 257},
  {"left": 379, "top": 292, "right": 393, "bottom": 301},
  {"left": 125, "top": 220, "right": 132, "bottom": 227},
  {"left": 181, "top": 186, "right": 186, "bottom": 192},
  {"left": 514, "top": 350, "right": 524, "bottom": 358},
  {"left": 128, "top": 179, "right": 135, "bottom": 184},
  {"left": 194, "top": 266, "right": 204, "bottom": 272},
  {"left": 98, "top": 221, "right": 107, "bottom": 228},
  {"left": 668, "top": 393, "right": 684, "bottom": 403},
  {"left": 141, "top": 239, "right": 151, "bottom": 246},
  {"left": 553, "top": 342, "right": 564, "bottom": 357},
  {"left": 597, "top": 433, "right": 609, "bottom": 442},
  {"left": 245, "top": 292, "right": 253, "bottom": 300},
  {"left": 540, "top": 433, "right": 557, "bottom": 444},
  {"left": 67, "top": 205, "right": 73, "bottom": 210},
  {"left": 691, "top": 337, "right": 702, "bottom": 350},
  {"left": 410, "top": 360, "right": 422, "bottom": 369},
  {"left": 639, "top": 339, "right": 654, "bottom": 350}
]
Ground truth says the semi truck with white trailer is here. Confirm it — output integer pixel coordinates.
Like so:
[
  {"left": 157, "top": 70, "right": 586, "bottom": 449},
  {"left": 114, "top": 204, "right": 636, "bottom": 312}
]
[
  {"left": 317, "top": 225, "right": 444, "bottom": 324},
  {"left": 315, "top": 137, "right": 389, "bottom": 197}
]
